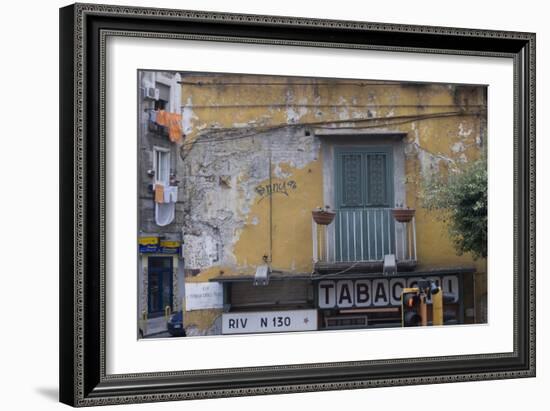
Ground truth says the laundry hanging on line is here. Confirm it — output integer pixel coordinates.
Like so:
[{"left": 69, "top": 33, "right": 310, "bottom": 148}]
[
  {"left": 155, "top": 202, "right": 175, "bottom": 226},
  {"left": 154, "top": 110, "right": 183, "bottom": 143},
  {"left": 163, "top": 185, "right": 178, "bottom": 203},
  {"left": 153, "top": 183, "right": 177, "bottom": 226},
  {"left": 155, "top": 109, "right": 166, "bottom": 126},
  {"left": 154, "top": 183, "right": 164, "bottom": 204}
]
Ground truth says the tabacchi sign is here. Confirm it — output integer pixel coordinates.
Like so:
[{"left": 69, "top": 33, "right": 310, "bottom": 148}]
[{"left": 317, "top": 276, "right": 459, "bottom": 308}]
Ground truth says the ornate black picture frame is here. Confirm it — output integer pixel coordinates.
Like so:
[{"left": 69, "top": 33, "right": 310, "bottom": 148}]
[{"left": 59, "top": 3, "right": 535, "bottom": 407}]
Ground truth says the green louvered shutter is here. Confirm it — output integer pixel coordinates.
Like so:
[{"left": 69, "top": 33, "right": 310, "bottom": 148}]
[
  {"left": 340, "top": 153, "right": 364, "bottom": 207},
  {"left": 366, "top": 153, "right": 390, "bottom": 207},
  {"left": 335, "top": 148, "right": 394, "bottom": 262}
]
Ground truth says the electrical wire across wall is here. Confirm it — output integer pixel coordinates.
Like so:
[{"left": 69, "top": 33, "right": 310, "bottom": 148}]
[
  {"left": 200, "top": 110, "right": 480, "bottom": 135},
  {"left": 178, "top": 80, "right": 450, "bottom": 87},
  {"left": 180, "top": 103, "right": 487, "bottom": 109},
  {"left": 179, "top": 110, "right": 483, "bottom": 161},
  {"left": 310, "top": 261, "right": 364, "bottom": 277}
]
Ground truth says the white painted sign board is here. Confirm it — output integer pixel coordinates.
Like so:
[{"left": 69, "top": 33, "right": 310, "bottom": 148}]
[
  {"left": 185, "top": 282, "right": 224, "bottom": 311},
  {"left": 222, "top": 309, "right": 318, "bottom": 334}
]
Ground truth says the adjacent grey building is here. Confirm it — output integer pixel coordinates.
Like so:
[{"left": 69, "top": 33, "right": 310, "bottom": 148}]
[{"left": 137, "top": 71, "right": 185, "bottom": 337}]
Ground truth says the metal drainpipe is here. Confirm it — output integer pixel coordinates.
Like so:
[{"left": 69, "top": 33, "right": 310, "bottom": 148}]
[{"left": 268, "top": 148, "right": 273, "bottom": 266}]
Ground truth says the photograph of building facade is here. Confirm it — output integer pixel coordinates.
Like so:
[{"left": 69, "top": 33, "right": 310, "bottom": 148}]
[{"left": 137, "top": 70, "right": 487, "bottom": 338}]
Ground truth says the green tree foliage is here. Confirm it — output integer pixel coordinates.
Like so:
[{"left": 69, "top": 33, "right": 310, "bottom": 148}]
[{"left": 422, "top": 156, "right": 487, "bottom": 259}]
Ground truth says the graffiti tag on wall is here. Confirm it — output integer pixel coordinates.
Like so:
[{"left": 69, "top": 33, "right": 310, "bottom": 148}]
[{"left": 255, "top": 180, "right": 297, "bottom": 203}]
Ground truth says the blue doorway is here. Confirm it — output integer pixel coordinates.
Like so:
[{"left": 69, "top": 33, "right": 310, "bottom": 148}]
[{"left": 147, "top": 256, "right": 173, "bottom": 317}]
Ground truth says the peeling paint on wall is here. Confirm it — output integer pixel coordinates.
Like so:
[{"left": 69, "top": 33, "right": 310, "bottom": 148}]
[
  {"left": 458, "top": 122, "right": 474, "bottom": 138},
  {"left": 176, "top": 74, "right": 488, "bottom": 334},
  {"left": 182, "top": 96, "right": 196, "bottom": 134},
  {"left": 182, "top": 127, "right": 321, "bottom": 276}
]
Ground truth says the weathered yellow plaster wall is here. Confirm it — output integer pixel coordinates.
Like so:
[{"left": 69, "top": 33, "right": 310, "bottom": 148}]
[
  {"left": 232, "top": 161, "right": 323, "bottom": 273},
  {"left": 178, "top": 74, "right": 487, "bottom": 330}
]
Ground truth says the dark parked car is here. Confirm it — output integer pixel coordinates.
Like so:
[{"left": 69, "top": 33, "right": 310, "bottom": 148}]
[{"left": 167, "top": 311, "right": 186, "bottom": 337}]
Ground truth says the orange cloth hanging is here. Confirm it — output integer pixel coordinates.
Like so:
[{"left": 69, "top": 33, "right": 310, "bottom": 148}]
[
  {"left": 154, "top": 183, "right": 164, "bottom": 203},
  {"left": 155, "top": 110, "right": 182, "bottom": 143},
  {"left": 156, "top": 110, "right": 168, "bottom": 126},
  {"left": 166, "top": 113, "right": 183, "bottom": 143}
]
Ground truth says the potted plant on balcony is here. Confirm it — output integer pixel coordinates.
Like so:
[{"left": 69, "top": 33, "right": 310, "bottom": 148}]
[
  {"left": 312, "top": 205, "right": 336, "bottom": 225},
  {"left": 392, "top": 203, "right": 416, "bottom": 223}
]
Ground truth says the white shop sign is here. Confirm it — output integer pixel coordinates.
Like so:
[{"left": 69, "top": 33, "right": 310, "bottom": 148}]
[
  {"left": 318, "top": 276, "right": 460, "bottom": 309},
  {"left": 222, "top": 309, "right": 318, "bottom": 334},
  {"left": 185, "top": 282, "right": 224, "bottom": 311}
]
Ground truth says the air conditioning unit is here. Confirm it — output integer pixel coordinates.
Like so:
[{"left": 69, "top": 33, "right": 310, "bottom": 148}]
[{"left": 141, "top": 87, "right": 159, "bottom": 100}]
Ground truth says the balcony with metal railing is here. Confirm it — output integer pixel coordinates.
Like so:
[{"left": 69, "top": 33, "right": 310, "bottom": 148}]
[{"left": 312, "top": 208, "right": 417, "bottom": 273}]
